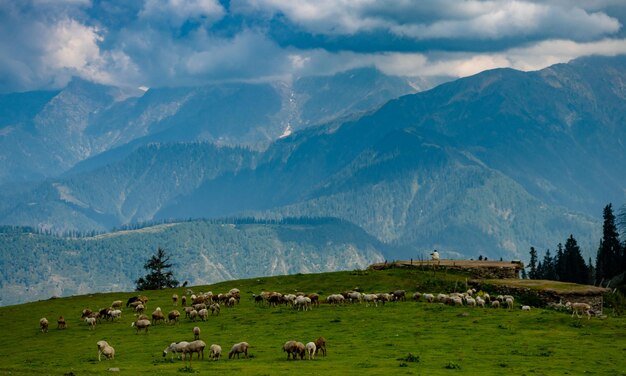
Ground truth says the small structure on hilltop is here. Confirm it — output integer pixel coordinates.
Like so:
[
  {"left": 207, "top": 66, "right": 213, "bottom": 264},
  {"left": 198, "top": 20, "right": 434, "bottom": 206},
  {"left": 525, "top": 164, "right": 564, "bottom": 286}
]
[{"left": 369, "top": 259, "right": 524, "bottom": 279}]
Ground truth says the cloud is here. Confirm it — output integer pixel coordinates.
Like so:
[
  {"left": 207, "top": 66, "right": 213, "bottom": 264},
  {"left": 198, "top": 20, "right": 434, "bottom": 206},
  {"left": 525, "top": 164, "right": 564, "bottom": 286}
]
[{"left": 0, "top": 0, "right": 625, "bottom": 93}]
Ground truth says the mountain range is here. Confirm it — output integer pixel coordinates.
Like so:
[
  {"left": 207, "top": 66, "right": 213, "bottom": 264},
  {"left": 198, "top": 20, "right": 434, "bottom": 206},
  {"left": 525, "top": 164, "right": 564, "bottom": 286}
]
[{"left": 1, "top": 56, "right": 626, "bottom": 305}]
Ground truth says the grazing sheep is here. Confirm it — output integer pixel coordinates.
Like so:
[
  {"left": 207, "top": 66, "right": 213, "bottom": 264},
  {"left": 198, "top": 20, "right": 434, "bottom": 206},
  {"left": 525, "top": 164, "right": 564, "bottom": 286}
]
[
  {"left": 423, "top": 293, "right": 435, "bottom": 303},
  {"left": 521, "top": 305, "right": 531, "bottom": 311},
  {"left": 85, "top": 317, "right": 97, "bottom": 330},
  {"left": 412, "top": 292, "right": 422, "bottom": 301},
  {"left": 181, "top": 296, "right": 187, "bottom": 307},
  {"left": 209, "top": 303, "right": 220, "bottom": 316},
  {"left": 326, "top": 294, "right": 345, "bottom": 305},
  {"left": 566, "top": 302, "right": 592, "bottom": 319},
  {"left": 294, "top": 295, "right": 310, "bottom": 311},
  {"left": 81, "top": 309, "right": 93, "bottom": 319},
  {"left": 111, "top": 300, "right": 123, "bottom": 309},
  {"left": 377, "top": 293, "right": 392, "bottom": 305},
  {"left": 307, "top": 293, "right": 320, "bottom": 308},
  {"left": 228, "top": 342, "right": 250, "bottom": 359},
  {"left": 152, "top": 308, "right": 165, "bottom": 324},
  {"left": 193, "top": 326, "right": 201, "bottom": 340},
  {"left": 134, "top": 303, "right": 145, "bottom": 315},
  {"left": 167, "top": 310, "right": 180, "bottom": 324},
  {"left": 465, "top": 297, "right": 476, "bottom": 307},
  {"left": 131, "top": 319, "right": 151, "bottom": 334},
  {"left": 172, "top": 294, "right": 179, "bottom": 306},
  {"left": 183, "top": 307, "right": 194, "bottom": 319},
  {"left": 209, "top": 344, "right": 222, "bottom": 360},
  {"left": 163, "top": 341, "right": 189, "bottom": 360},
  {"left": 505, "top": 297, "right": 514, "bottom": 310},
  {"left": 305, "top": 342, "right": 316, "bottom": 360},
  {"left": 96, "top": 340, "right": 115, "bottom": 361},
  {"left": 39, "top": 318, "right": 49, "bottom": 333},
  {"left": 197, "top": 308, "right": 209, "bottom": 321},
  {"left": 491, "top": 300, "right": 500, "bottom": 309},
  {"left": 183, "top": 340, "right": 206, "bottom": 360},
  {"left": 391, "top": 290, "right": 406, "bottom": 301},
  {"left": 108, "top": 309, "right": 122, "bottom": 321},
  {"left": 363, "top": 293, "right": 378, "bottom": 307},
  {"left": 189, "top": 309, "right": 198, "bottom": 322},
  {"left": 347, "top": 291, "right": 362, "bottom": 304},
  {"left": 314, "top": 337, "right": 327, "bottom": 357},
  {"left": 283, "top": 341, "right": 305, "bottom": 360},
  {"left": 475, "top": 297, "right": 485, "bottom": 308},
  {"left": 57, "top": 316, "right": 66, "bottom": 329}
]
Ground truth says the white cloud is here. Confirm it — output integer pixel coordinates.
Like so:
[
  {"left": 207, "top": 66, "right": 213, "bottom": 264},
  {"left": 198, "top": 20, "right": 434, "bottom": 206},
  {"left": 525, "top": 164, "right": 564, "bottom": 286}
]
[{"left": 139, "top": 0, "right": 225, "bottom": 27}]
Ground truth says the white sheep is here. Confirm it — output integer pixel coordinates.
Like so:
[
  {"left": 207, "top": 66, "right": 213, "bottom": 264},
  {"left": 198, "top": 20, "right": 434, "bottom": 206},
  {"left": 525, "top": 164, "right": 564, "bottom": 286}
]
[
  {"left": 363, "top": 293, "right": 378, "bottom": 307},
  {"left": 209, "top": 303, "right": 220, "bottom": 316},
  {"left": 475, "top": 296, "right": 485, "bottom": 308},
  {"left": 111, "top": 300, "right": 123, "bottom": 309},
  {"left": 85, "top": 317, "right": 97, "bottom": 330},
  {"left": 294, "top": 295, "right": 310, "bottom": 311},
  {"left": 423, "top": 293, "right": 435, "bottom": 303},
  {"left": 131, "top": 319, "right": 151, "bottom": 334},
  {"left": 163, "top": 341, "right": 189, "bottom": 360},
  {"left": 193, "top": 326, "right": 201, "bottom": 340},
  {"left": 521, "top": 305, "right": 531, "bottom": 311},
  {"left": 491, "top": 300, "right": 500, "bottom": 308},
  {"left": 505, "top": 297, "right": 514, "bottom": 310},
  {"left": 172, "top": 294, "right": 179, "bottom": 306},
  {"left": 96, "top": 340, "right": 115, "bottom": 361},
  {"left": 228, "top": 342, "right": 250, "bottom": 359},
  {"left": 197, "top": 308, "right": 209, "bottom": 321},
  {"left": 305, "top": 342, "right": 316, "bottom": 360},
  {"left": 566, "top": 302, "right": 592, "bottom": 319},
  {"left": 39, "top": 318, "right": 49, "bottom": 333},
  {"left": 108, "top": 309, "right": 122, "bottom": 320},
  {"left": 209, "top": 344, "right": 222, "bottom": 360},
  {"left": 183, "top": 340, "right": 206, "bottom": 360}
]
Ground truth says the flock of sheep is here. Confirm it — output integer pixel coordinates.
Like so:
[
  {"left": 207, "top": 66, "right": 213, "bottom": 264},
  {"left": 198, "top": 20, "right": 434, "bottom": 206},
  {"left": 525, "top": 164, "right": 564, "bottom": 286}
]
[{"left": 36, "top": 284, "right": 593, "bottom": 366}]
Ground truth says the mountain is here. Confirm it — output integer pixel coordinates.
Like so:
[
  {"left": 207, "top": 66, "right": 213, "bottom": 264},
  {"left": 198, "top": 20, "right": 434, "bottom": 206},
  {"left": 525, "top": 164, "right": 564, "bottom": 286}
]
[
  {"left": 0, "top": 68, "right": 420, "bottom": 186},
  {"left": 2, "top": 56, "right": 626, "bottom": 262},
  {"left": 0, "top": 218, "right": 388, "bottom": 306}
]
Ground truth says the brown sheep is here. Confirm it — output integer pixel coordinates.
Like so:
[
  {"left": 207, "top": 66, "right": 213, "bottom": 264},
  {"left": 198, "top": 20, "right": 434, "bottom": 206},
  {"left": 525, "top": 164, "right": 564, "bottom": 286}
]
[
  {"left": 167, "top": 310, "right": 180, "bottom": 324},
  {"left": 283, "top": 340, "right": 305, "bottom": 360},
  {"left": 228, "top": 342, "right": 250, "bottom": 359},
  {"left": 57, "top": 316, "right": 66, "bottom": 329},
  {"left": 315, "top": 336, "right": 326, "bottom": 356},
  {"left": 193, "top": 326, "right": 201, "bottom": 340}
]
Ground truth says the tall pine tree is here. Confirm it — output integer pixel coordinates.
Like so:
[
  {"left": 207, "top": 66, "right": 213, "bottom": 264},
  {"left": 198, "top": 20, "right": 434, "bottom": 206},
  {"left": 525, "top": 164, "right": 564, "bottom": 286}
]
[
  {"left": 528, "top": 247, "right": 538, "bottom": 279},
  {"left": 562, "top": 235, "right": 589, "bottom": 284},
  {"left": 596, "top": 204, "right": 622, "bottom": 285},
  {"left": 135, "top": 247, "right": 179, "bottom": 291},
  {"left": 541, "top": 249, "right": 557, "bottom": 281}
]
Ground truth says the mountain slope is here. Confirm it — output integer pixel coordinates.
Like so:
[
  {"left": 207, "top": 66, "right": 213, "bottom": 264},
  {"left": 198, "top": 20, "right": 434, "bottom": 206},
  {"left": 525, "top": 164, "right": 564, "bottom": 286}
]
[{"left": 0, "top": 218, "right": 387, "bottom": 306}]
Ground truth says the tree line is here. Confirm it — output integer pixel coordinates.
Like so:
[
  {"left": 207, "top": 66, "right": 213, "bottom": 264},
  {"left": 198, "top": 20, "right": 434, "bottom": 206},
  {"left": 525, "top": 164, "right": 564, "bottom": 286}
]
[{"left": 527, "top": 203, "right": 625, "bottom": 287}]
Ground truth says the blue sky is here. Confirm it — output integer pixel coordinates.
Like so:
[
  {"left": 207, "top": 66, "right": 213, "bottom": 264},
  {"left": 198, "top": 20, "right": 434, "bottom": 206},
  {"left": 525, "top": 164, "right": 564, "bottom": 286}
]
[{"left": 1, "top": 0, "right": 626, "bottom": 93}]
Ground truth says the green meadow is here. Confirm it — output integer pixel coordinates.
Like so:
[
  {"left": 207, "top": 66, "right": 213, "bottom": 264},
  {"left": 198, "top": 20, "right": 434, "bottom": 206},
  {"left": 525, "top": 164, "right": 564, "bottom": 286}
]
[{"left": 1, "top": 268, "right": 625, "bottom": 375}]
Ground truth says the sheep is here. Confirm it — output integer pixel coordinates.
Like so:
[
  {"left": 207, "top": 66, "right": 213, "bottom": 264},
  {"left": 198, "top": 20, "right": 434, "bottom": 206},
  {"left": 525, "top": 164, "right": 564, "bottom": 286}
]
[
  {"left": 307, "top": 293, "right": 320, "bottom": 308},
  {"left": 475, "top": 296, "right": 485, "bottom": 308},
  {"left": 108, "top": 309, "right": 122, "bottom": 321},
  {"left": 305, "top": 342, "right": 316, "bottom": 360},
  {"left": 294, "top": 295, "right": 310, "bottom": 311},
  {"left": 521, "top": 305, "right": 531, "bottom": 311},
  {"left": 566, "top": 302, "right": 592, "bottom": 319},
  {"left": 131, "top": 319, "right": 151, "bottom": 334},
  {"left": 491, "top": 300, "right": 500, "bottom": 309},
  {"left": 111, "top": 300, "right": 123, "bottom": 309},
  {"left": 172, "top": 294, "right": 179, "bottom": 306},
  {"left": 39, "top": 318, "right": 49, "bottom": 333},
  {"left": 189, "top": 309, "right": 198, "bottom": 322},
  {"left": 56, "top": 316, "right": 66, "bottom": 329},
  {"left": 163, "top": 341, "right": 189, "bottom": 360},
  {"left": 183, "top": 340, "right": 206, "bottom": 360},
  {"left": 193, "top": 303, "right": 207, "bottom": 311},
  {"left": 283, "top": 341, "right": 305, "bottom": 360},
  {"left": 363, "top": 293, "right": 378, "bottom": 307},
  {"left": 209, "top": 303, "right": 220, "bottom": 316},
  {"left": 505, "top": 297, "right": 514, "bottom": 310},
  {"left": 167, "top": 310, "right": 180, "bottom": 324},
  {"left": 209, "top": 344, "right": 222, "bottom": 360},
  {"left": 326, "top": 294, "right": 345, "bottom": 305},
  {"left": 423, "top": 293, "right": 435, "bottom": 303},
  {"left": 314, "top": 336, "right": 327, "bottom": 357},
  {"left": 465, "top": 297, "right": 476, "bottom": 307},
  {"left": 228, "top": 342, "right": 250, "bottom": 359},
  {"left": 81, "top": 309, "right": 93, "bottom": 319},
  {"left": 197, "top": 308, "right": 209, "bottom": 321},
  {"left": 412, "top": 292, "right": 422, "bottom": 301},
  {"left": 134, "top": 303, "right": 145, "bottom": 315},
  {"left": 377, "top": 293, "right": 392, "bottom": 305},
  {"left": 193, "top": 326, "right": 201, "bottom": 340},
  {"left": 152, "top": 308, "right": 165, "bottom": 324},
  {"left": 96, "top": 340, "right": 115, "bottom": 361},
  {"left": 391, "top": 290, "right": 406, "bottom": 301},
  {"left": 85, "top": 317, "right": 97, "bottom": 330},
  {"left": 183, "top": 307, "right": 194, "bottom": 319},
  {"left": 347, "top": 291, "right": 362, "bottom": 304},
  {"left": 181, "top": 296, "right": 187, "bottom": 307}
]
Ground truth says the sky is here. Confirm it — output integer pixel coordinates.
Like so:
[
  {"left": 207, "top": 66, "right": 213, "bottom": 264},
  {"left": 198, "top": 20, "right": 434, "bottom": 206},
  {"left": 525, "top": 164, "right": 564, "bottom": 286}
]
[{"left": 1, "top": 0, "right": 626, "bottom": 93}]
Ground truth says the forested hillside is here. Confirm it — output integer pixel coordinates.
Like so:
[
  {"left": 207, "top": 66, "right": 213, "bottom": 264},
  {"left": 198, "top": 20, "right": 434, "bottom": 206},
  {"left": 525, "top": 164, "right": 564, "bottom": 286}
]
[{"left": 0, "top": 218, "right": 389, "bottom": 306}]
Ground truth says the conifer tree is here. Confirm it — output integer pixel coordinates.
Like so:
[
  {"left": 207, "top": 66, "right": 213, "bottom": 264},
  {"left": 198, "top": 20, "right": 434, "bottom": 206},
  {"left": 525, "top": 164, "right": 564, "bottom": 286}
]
[
  {"left": 562, "top": 235, "right": 589, "bottom": 284},
  {"left": 596, "top": 204, "right": 622, "bottom": 284},
  {"left": 528, "top": 247, "right": 538, "bottom": 279},
  {"left": 542, "top": 249, "right": 557, "bottom": 281},
  {"left": 135, "top": 247, "right": 179, "bottom": 291}
]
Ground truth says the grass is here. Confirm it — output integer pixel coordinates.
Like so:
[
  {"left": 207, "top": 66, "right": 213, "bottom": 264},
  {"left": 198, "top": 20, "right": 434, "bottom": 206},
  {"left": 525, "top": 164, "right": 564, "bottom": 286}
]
[{"left": 1, "top": 268, "right": 625, "bottom": 375}]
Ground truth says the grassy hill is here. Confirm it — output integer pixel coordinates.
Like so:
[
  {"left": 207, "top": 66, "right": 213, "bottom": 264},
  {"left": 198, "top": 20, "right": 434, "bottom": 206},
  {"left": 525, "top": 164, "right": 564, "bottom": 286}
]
[{"left": 1, "top": 268, "right": 625, "bottom": 375}]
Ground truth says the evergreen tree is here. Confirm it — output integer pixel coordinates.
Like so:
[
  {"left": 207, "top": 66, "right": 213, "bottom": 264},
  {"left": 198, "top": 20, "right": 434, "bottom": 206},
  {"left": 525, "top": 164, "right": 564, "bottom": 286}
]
[
  {"left": 562, "top": 235, "right": 589, "bottom": 284},
  {"left": 135, "top": 247, "right": 179, "bottom": 291},
  {"left": 596, "top": 204, "right": 622, "bottom": 284},
  {"left": 555, "top": 243, "right": 565, "bottom": 281},
  {"left": 542, "top": 249, "right": 557, "bottom": 281},
  {"left": 528, "top": 247, "right": 538, "bottom": 279}
]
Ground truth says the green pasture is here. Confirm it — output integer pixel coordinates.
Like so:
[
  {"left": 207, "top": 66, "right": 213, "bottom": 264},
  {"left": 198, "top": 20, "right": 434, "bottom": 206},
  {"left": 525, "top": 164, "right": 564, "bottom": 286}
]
[{"left": 1, "top": 268, "right": 625, "bottom": 375}]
